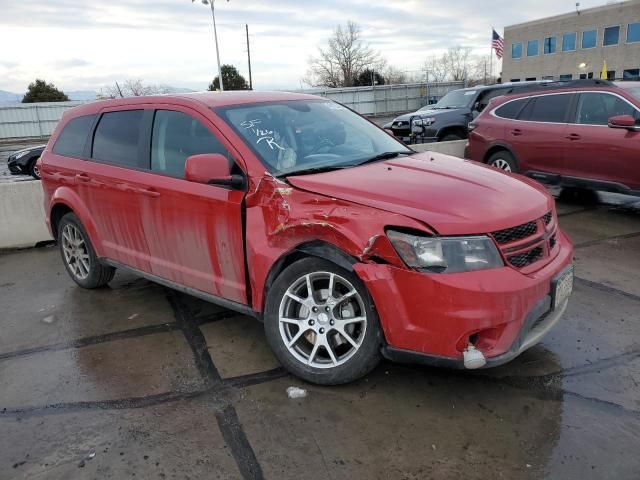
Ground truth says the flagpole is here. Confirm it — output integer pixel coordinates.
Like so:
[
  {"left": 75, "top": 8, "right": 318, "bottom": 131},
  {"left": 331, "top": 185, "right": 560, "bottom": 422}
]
[{"left": 489, "top": 27, "right": 493, "bottom": 85}]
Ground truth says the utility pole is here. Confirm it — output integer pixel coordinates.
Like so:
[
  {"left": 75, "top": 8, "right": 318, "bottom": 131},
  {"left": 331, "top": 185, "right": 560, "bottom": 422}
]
[{"left": 246, "top": 24, "right": 253, "bottom": 90}]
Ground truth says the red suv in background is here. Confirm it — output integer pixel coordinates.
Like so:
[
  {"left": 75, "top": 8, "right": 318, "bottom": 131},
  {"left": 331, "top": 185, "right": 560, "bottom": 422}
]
[
  {"left": 466, "top": 80, "right": 640, "bottom": 196},
  {"left": 39, "top": 92, "right": 573, "bottom": 384}
]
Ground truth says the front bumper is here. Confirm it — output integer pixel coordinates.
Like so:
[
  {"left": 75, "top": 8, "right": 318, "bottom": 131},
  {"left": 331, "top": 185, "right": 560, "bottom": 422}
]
[
  {"left": 7, "top": 158, "right": 23, "bottom": 174},
  {"left": 354, "top": 229, "right": 573, "bottom": 368}
]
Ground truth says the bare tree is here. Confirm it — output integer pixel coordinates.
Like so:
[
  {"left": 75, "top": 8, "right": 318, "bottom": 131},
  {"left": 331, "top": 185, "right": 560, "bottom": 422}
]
[
  {"left": 101, "top": 79, "right": 172, "bottom": 98},
  {"left": 382, "top": 65, "right": 409, "bottom": 85},
  {"left": 306, "top": 21, "right": 385, "bottom": 88},
  {"left": 424, "top": 47, "right": 475, "bottom": 82}
]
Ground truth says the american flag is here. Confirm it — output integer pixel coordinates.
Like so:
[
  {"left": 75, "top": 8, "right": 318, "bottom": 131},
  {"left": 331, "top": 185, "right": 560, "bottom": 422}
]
[{"left": 492, "top": 29, "right": 504, "bottom": 59}]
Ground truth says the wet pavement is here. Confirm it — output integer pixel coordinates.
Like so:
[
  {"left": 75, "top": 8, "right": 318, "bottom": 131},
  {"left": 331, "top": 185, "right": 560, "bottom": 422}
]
[{"left": 1, "top": 189, "right": 639, "bottom": 479}]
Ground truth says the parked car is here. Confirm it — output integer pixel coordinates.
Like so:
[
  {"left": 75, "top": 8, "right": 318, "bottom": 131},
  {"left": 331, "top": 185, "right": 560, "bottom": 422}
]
[
  {"left": 40, "top": 92, "right": 573, "bottom": 385},
  {"left": 7, "top": 144, "right": 46, "bottom": 179},
  {"left": 466, "top": 80, "right": 640, "bottom": 196},
  {"left": 383, "top": 82, "right": 556, "bottom": 144}
]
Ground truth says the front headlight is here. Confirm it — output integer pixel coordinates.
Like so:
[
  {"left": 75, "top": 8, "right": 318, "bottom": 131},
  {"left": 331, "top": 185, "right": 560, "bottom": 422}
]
[
  {"left": 412, "top": 117, "right": 436, "bottom": 127},
  {"left": 14, "top": 150, "right": 30, "bottom": 159},
  {"left": 387, "top": 230, "right": 504, "bottom": 273}
]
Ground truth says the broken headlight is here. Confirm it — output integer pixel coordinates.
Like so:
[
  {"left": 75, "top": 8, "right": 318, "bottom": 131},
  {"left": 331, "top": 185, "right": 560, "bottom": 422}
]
[{"left": 387, "top": 230, "right": 504, "bottom": 273}]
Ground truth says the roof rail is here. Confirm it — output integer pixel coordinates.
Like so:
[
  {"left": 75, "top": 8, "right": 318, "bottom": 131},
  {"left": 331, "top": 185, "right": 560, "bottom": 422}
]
[{"left": 499, "top": 79, "right": 615, "bottom": 96}]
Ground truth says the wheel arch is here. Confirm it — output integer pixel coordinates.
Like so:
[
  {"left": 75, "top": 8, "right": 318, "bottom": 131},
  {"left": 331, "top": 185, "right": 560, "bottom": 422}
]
[
  {"left": 261, "top": 240, "right": 359, "bottom": 313},
  {"left": 437, "top": 125, "right": 467, "bottom": 141},
  {"left": 483, "top": 143, "right": 518, "bottom": 165}
]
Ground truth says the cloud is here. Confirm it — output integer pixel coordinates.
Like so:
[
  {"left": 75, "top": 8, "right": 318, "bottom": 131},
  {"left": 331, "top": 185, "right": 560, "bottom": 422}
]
[{"left": 0, "top": 0, "right": 607, "bottom": 92}]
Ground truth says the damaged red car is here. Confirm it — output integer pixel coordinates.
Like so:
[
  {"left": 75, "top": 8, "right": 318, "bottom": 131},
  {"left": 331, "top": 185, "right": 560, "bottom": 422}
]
[{"left": 39, "top": 92, "right": 574, "bottom": 384}]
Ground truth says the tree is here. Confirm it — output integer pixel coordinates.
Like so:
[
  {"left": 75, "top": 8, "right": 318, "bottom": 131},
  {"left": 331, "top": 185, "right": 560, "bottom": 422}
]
[
  {"left": 208, "top": 65, "right": 249, "bottom": 91},
  {"left": 353, "top": 68, "right": 385, "bottom": 86},
  {"left": 306, "top": 21, "right": 385, "bottom": 88},
  {"left": 100, "top": 79, "right": 172, "bottom": 99},
  {"left": 22, "top": 79, "right": 69, "bottom": 103},
  {"left": 382, "top": 66, "right": 409, "bottom": 85},
  {"left": 423, "top": 46, "right": 475, "bottom": 82}
]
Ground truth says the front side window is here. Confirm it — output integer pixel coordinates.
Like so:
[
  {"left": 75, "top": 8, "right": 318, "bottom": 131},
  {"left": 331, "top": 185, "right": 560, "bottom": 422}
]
[
  {"left": 92, "top": 110, "right": 144, "bottom": 167},
  {"left": 512, "top": 42, "right": 523, "bottom": 59},
  {"left": 575, "top": 93, "right": 638, "bottom": 125},
  {"left": 562, "top": 32, "right": 577, "bottom": 51},
  {"left": 582, "top": 29, "right": 597, "bottom": 49},
  {"left": 53, "top": 114, "right": 96, "bottom": 158},
  {"left": 604, "top": 26, "right": 620, "bottom": 46},
  {"left": 627, "top": 22, "right": 640, "bottom": 43},
  {"left": 151, "top": 110, "right": 230, "bottom": 178},
  {"left": 544, "top": 36, "right": 556, "bottom": 54},
  {"left": 521, "top": 94, "right": 573, "bottom": 123},
  {"left": 216, "top": 100, "right": 410, "bottom": 175},
  {"left": 527, "top": 40, "right": 539, "bottom": 56}
]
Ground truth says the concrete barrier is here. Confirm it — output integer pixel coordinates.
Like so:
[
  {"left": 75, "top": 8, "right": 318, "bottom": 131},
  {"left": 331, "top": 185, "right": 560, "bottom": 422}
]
[
  {"left": 412, "top": 139, "right": 467, "bottom": 158},
  {"left": 0, "top": 181, "right": 52, "bottom": 249}
]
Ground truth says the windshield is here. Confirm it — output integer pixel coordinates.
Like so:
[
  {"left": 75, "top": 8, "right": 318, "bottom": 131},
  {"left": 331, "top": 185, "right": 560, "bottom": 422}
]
[
  {"left": 215, "top": 100, "right": 410, "bottom": 176},
  {"left": 420, "top": 89, "right": 477, "bottom": 110}
]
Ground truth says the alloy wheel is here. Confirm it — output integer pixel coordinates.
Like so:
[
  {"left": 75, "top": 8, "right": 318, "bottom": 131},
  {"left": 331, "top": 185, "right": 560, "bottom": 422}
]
[
  {"left": 492, "top": 158, "right": 512, "bottom": 172},
  {"left": 278, "top": 272, "right": 367, "bottom": 369},
  {"left": 61, "top": 224, "right": 90, "bottom": 280}
]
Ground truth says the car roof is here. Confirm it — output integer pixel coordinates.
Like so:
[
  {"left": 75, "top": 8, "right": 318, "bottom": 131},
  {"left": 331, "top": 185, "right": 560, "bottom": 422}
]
[{"left": 63, "top": 91, "right": 321, "bottom": 117}]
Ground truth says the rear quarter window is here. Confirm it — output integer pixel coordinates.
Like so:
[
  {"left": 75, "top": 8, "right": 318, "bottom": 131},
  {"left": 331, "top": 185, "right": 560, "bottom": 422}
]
[
  {"left": 92, "top": 110, "right": 144, "bottom": 167},
  {"left": 494, "top": 99, "right": 528, "bottom": 119},
  {"left": 52, "top": 114, "right": 96, "bottom": 158}
]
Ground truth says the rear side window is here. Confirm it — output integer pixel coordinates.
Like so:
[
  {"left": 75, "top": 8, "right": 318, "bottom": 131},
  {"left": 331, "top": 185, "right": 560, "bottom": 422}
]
[
  {"left": 520, "top": 94, "right": 572, "bottom": 123},
  {"left": 494, "top": 99, "right": 528, "bottom": 119},
  {"left": 151, "top": 110, "right": 230, "bottom": 177},
  {"left": 52, "top": 114, "right": 96, "bottom": 158},
  {"left": 92, "top": 110, "right": 144, "bottom": 167}
]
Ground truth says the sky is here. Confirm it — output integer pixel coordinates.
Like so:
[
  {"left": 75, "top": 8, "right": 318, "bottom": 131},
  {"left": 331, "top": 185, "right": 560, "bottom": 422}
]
[{"left": 0, "top": 0, "right": 607, "bottom": 94}]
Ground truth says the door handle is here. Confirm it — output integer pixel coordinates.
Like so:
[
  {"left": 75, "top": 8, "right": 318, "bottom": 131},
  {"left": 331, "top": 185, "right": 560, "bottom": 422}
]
[
  {"left": 75, "top": 173, "right": 91, "bottom": 182},
  {"left": 510, "top": 129, "right": 523, "bottom": 136},
  {"left": 139, "top": 188, "right": 160, "bottom": 198},
  {"left": 566, "top": 133, "right": 581, "bottom": 141}
]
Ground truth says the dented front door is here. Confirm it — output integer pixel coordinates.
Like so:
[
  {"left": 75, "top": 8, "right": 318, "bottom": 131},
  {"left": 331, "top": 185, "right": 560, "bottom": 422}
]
[{"left": 138, "top": 106, "right": 247, "bottom": 304}]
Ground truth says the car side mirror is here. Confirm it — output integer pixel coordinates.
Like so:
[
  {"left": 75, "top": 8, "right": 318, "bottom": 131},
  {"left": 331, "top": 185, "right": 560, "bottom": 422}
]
[
  {"left": 184, "top": 153, "right": 245, "bottom": 189},
  {"left": 608, "top": 115, "right": 639, "bottom": 131}
]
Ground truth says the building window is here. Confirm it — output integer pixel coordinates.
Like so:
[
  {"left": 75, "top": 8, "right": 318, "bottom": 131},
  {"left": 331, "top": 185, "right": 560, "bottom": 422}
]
[
  {"left": 582, "top": 30, "right": 597, "bottom": 49},
  {"left": 544, "top": 36, "right": 556, "bottom": 54},
  {"left": 562, "top": 32, "right": 577, "bottom": 51},
  {"left": 559, "top": 74, "right": 573, "bottom": 80},
  {"left": 606, "top": 70, "right": 616, "bottom": 80},
  {"left": 525, "top": 77, "right": 537, "bottom": 81},
  {"left": 627, "top": 23, "right": 640, "bottom": 43},
  {"left": 527, "top": 40, "right": 539, "bottom": 56},
  {"left": 623, "top": 69, "right": 640, "bottom": 80},
  {"left": 588, "top": 72, "right": 594, "bottom": 79},
  {"left": 510, "top": 78, "right": 521, "bottom": 82},
  {"left": 579, "top": 74, "right": 587, "bottom": 79},
  {"left": 603, "top": 26, "right": 620, "bottom": 46},
  {"left": 543, "top": 75, "right": 555, "bottom": 80},
  {"left": 512, "top": 42, "right": 523, "bottom": 59}
]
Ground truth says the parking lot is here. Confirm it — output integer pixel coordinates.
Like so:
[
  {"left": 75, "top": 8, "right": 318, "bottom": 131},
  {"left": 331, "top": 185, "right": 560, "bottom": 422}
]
[{"left": 0, "top": 186, "right": 639, "bottom": 479}]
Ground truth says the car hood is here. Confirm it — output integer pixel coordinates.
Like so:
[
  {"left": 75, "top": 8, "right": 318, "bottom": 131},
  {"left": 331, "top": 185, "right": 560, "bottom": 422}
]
[
  {"left": 12, "top": 145, "right": 46, "bottom": 156},
  {"left": 286, "top": 152, "right": 553, "bottom": 235}
]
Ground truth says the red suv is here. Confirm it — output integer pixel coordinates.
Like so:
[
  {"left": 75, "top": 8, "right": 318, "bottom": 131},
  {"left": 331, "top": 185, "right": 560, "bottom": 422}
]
[
  {"left": 466, "top": 80, "right": 640, "bottom": 195},
  {"left": 39, "top": 92, "right": 573, "bottom": 384}
]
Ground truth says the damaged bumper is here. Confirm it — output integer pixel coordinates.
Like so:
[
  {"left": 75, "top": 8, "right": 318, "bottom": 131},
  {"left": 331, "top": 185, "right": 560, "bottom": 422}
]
[{"left": 354, "top": 230, "right": 573, "bottom": 369}]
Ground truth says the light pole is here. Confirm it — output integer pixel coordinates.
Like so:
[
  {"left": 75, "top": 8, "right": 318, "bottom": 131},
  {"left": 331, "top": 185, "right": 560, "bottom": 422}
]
[{"left": 195, "top": 0, "right": 227, "bottom": 91}]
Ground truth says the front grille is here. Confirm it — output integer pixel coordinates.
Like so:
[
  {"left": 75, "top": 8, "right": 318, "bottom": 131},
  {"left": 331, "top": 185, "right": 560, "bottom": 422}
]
[
  {"left": 549, "top": 234, "right": 557, "bottom": 250},
  {"left": 508, "top": 247, "right": 544, "bottom": 268},
  {"left": 543, "top": 212, "right": 552, "bottom": 226},
  {"left": 492, "top": 221, "right": 538, "bottom": 245}
]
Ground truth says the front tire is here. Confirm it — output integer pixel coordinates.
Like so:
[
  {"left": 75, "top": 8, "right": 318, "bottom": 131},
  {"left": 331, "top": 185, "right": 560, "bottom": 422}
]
[
  {"left": 264, "top": 257, "right": 382, "bottom": 385},
  {"left": 440, "top": 133, "right": 464, "bottom": 142},
  {"left": 58, "top": 213, "right": 115, "bottom": 288},
  {"left": 487, "top": 150, "right": 518, "bottom": 173},
  {"left": 29, "top": 158, "right": 41, "bottom": 179}
]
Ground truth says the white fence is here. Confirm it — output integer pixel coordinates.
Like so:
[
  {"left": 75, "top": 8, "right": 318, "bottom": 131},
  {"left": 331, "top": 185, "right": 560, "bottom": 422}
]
[
  {"left": 0, "top": 82, "right": 465, "bottom": 140},
  {"left": 0, "top": 101, "right": 84, "bottom": 141},
  {"left": 308, "top": 81, "right": 465, "bottom": 116}
]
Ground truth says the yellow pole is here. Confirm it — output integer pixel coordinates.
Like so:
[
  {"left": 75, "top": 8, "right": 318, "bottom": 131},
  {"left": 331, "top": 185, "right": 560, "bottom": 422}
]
[{"left": 601, "top": 61, "right": 608, "bottom": 79}]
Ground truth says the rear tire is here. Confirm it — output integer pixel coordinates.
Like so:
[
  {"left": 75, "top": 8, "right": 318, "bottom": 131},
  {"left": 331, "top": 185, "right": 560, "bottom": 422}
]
[
  {"left": 264, "top": 257, "right": 382, "bottom": 385},
  {"left": 487, "top": 150, "right": 518, "bottom": 173},
  {"left": 29, "top": 158, "right": 41, "bottom": 179},
  {"left": 58, "top": 213, "right": 115, "bottom": 288}
]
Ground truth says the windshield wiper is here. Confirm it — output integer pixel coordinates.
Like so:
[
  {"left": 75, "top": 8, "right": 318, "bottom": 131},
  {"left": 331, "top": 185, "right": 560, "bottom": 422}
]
[
  {"left": 356, "top": 151, "right": 413, "bottom": 166},
  {"left": 278, "top": 165, "right": 349, "bottom": 178}
]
